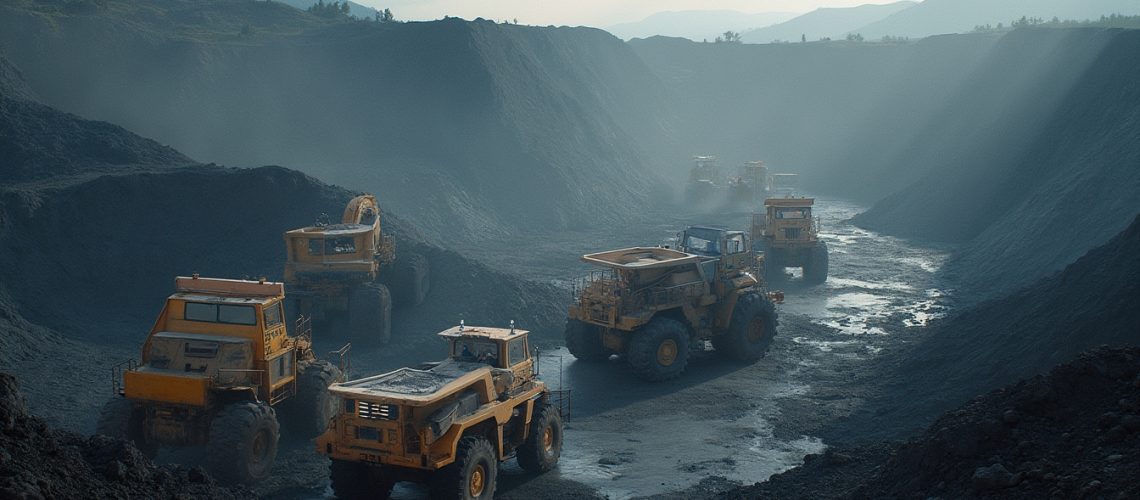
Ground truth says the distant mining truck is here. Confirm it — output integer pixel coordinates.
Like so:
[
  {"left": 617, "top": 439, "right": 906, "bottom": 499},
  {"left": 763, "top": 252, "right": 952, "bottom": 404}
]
[
  {"left": 727, "top": 160, "right": 771, "bottom": 206},
  {"left": 684, "top": 155, "right": 722, "bottom": 204},
  {"left": 317, "top": 324, "right": 566, "bottom": 500},
  {"left": 565, "top": 226, "right": 781, "bottom": 381},
  {"left": 752, "top": 197, "right": 829, "bottom": 284},
  {"left": 97, "top": 275, "right": 348, "bottom": 485},
  {"left": 284, "top": 194, "right": 429, "bottom": 344}
]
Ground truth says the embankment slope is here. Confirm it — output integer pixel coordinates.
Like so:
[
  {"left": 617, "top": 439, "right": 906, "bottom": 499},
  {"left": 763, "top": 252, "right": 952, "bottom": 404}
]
[{"left": 0, "top": 0, "right": 671, "bottom": 242}]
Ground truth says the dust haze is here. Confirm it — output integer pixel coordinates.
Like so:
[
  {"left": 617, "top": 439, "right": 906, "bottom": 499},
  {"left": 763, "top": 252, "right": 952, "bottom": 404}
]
[{"left": 1, "top": 0, "right": 1138, "bottom": 499}]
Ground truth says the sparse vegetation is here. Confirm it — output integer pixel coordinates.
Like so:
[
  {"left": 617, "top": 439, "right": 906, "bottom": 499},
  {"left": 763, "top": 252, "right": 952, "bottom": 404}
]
[
  {"left": 974, "top": 13, "right": 1140, "bottom": 33},
  {"left": 307, "top": 0, "right": 349, "bottom": 18},
  {"left": 846, "top": 32, "right": 864, "bottom": 42},
  {"left": 373, "top": 7, "right": 394, "bottom": 23},
  {"left": 714, "top": 30, "right": 742, "bottom": 44}
]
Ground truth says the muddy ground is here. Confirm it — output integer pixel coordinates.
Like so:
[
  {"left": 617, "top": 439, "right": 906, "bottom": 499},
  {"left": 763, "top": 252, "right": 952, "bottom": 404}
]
[
  {"left": 7, "top": 193, "right": 955, "bottom": 499},
  {"left": 238, "top": 195, "right": 958, "bottom": 499}
]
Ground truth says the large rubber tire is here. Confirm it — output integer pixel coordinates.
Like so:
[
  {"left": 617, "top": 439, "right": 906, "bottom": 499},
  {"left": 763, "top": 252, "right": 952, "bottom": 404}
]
[
  {"left": 762, "top": 244, "right": 785, "bottom": 284},
  {"left": 626, "top": 317, "right": 691, "bottom": 382},
  {"left": 713, "top": 292, "right": 779, "bottom": 362},
  {"left": 95, "top": 397, "right": 156, "bottom": 457},
  {"left": 516, "top": 404, "right": 563, "bottom": 474},
  {"left": 432, "top": 435, "right": 497, "bottom": 500},
  {"left": 207, "top": 401, "right": 279, "bottom": 485},
  {"left": 564, "top": 319, "right": 608, "bottom": 361},
  {"left": 390, "top": 252, "right": 430, "bottom": 307},
  {"left": 349, "top": 282, "right": 392, "bottom": 344},
  {"left": 330, "top": 460, "right": 395, "bottom": 500},
  {"left": 281, "top": 360, "right": 342, "bottom": 437},
  {"left": 803, "top": 241, "right": 829, "bottom": 285}
]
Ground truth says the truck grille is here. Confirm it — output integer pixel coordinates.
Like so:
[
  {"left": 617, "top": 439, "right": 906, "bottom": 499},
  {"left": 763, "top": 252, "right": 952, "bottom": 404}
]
[
  {"left": 358, "top": 401, "right": 399, "bottom": 420},
  {"left": 783, "top": 227, "right": 802, "bottom": 239}
]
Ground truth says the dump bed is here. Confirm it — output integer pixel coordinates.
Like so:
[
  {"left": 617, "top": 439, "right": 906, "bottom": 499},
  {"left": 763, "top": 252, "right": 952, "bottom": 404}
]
[
  {"left": 581, "top": 247, "right": 700, "bottom": 270},
  {"left": 330, "top": 359, "right": 494, "bottom": 405}
]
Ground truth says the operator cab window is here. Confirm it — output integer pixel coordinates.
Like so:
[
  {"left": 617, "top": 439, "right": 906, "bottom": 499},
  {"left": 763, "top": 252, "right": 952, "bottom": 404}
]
[
  {"left": 507, "top": 338, "right": 528, "bottom": 365},
  {"left": 455, "top": 338, "right": 500, "bottom": 366},
  {"left": 725, "top": 234, "right": 745, "bottom": 254},
  {"left": 325, "top": 237, "right": 356, "bottom": 255},
  {"left": 185, "top": 302, "right": 257, "bottom": 326},
  {"left": 264, "top": 302, "right": 283, "bottom": 329},
  {"left": 684, "top": 235, "right": 719, "bottom": 256},
  {"left": 777, "top": 208, "right": 808, "bottom": 219}
]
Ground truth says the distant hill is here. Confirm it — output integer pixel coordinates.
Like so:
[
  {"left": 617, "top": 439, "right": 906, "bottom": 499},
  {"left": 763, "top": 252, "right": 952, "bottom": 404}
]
[
  {"left": 274, "top": 0, "right": 378, "bottom": 19},
  {"left": 740, "top": 2, "right": 916, "bottom": 43},
  {"left": 0, "top": 1, "right": 672, "bottom": 244},
  {"left": 606, "top": 10, "right": 797, "bottom": 42},
  {"left": 855, "top": 0, "right": 1140, "bottom": 38}
]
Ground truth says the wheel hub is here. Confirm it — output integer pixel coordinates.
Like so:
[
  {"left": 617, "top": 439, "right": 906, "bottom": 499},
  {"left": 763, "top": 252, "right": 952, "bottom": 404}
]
[
  {"left": 748, "top": 317, "right": 765, "bottom": 342},
  {"left": 543, "top": 427, "right": 554, "bottom": 453},
  {"left": 657, "top": 339, "right": 678, "bottom": 366},
  {"left": 469, "top": 464, "right": 486, "bottom": 497}
]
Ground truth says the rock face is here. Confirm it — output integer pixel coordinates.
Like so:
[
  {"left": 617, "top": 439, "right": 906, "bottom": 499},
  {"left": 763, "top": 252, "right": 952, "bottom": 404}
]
[
  {"left": 724, "top": 346, "right": 1140, "bottom": 499},
  {"left": 0, "top": 373, "right": 251, "bottom": 499}
]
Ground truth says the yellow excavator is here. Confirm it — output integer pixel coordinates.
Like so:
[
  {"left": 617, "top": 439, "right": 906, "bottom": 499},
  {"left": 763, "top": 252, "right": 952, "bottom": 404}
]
[{"left": 284, "top": 195, "right": 429, "bottom": 344}]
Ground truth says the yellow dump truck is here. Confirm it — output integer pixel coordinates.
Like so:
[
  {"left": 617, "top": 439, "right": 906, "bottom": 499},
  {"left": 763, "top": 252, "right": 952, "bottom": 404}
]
[
  {"left": 97, "top": 275, "right": 346, "bottom": 484},
  {"left": 317, "top": 324, "right": 566, "bottom": 499},
  {"left": 751, "top": 197, "right": 828, "bottom": 284},
  {"left": 566, "top": 225, "right": 781, "bottom": 381}
]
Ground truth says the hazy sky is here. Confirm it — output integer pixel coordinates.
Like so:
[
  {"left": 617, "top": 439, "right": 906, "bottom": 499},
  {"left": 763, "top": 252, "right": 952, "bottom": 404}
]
[{"left": 357, "top": 0, "right": 911, "bottom": 27}]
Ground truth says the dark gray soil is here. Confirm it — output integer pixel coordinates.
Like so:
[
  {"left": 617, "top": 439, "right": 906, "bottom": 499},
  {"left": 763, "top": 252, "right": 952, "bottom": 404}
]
[
  {"left": 723, "top": 346, "right": 1140, "bottom": 500},
  {"left": 0, "top": 373, "right": 251, "bottom": 499}
]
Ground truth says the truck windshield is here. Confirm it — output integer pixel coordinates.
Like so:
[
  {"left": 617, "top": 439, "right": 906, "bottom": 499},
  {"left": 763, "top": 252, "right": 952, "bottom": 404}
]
[{"left": 185, "top": 302, "right": 257, "bottom": 326}]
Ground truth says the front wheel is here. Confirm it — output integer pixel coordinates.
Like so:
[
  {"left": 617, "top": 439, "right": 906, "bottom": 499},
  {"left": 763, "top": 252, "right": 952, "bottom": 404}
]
[
  {"left": 349, "top": 282, "right": 392, "bottom": 344},
  {"left": 95, "top": 397, "right": 156, "bottom": 457},
  {"left": 626, "top": 317, "right": 691, "bottom": 382},
  {"left": 517, "top": 404, "right": 563, "bottom": 473},
  {"left": 433, "top": 435, "right": 497, "bottom": 500},
  {"left": 803, "top": 241, "right": 829, "bottom": 285},
  {"left": 713, "top": 292, "right": 778, "bottom": 362},
  {"left": 281, "top": 360, "right": 342, "bottom": 437},
  {"left": 207, "top": 401, "right": 279, "bottom": 485},
  {"left": 564, "top": 319, "right": 608, "bottom": 361}
]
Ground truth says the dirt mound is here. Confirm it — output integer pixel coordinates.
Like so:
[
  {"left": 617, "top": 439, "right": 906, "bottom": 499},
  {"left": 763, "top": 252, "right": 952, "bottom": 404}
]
[
  {"left": 0, "top": 372, "right": 250, "bottom": 499},
  {"left": 835, "top": 214, "right": 1140, "bottom": 444},
  {"left": 727, "top": 346, "right": 1140, "bottom": 499},
  {"left": 0, "top": 50, "right": 191, "bottom": 183}
]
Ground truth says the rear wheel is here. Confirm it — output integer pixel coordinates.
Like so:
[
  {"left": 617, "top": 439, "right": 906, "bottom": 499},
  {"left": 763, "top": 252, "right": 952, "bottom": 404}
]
[
  {"left": 207, "top": 401, "right": 279, "bottom": 485},
  {"left": 713, "top": 292, "right": 778, "bottom": 362},
  {"left": 349, "top": 282, "right": 392, "bottom": 344},
  {"left": 281, "top": 360, "right": 342, "bottom": 437},
  {"left": 564, "top": 319, "right": 608, "bottom": 361},
  {"left": 432, "top": 435, "right": 497, "bottom": 500},
  {"left": 391, "top": 252, "right": 430, "bottom": 307},
  {"left": 803, "top": 241, "right": 829, "bottom": 285},
  {"left": 95, "top": 397, "right": 156, "bottom": 457},
  {"left": 626, "top": 317, "right": 690, "bottom": 382},
  {"left": 330, "top": 460, "right": 395, "bottom": 500},
  {"left": 517, "top": 404, "right": 563, "bottom": 473}
]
